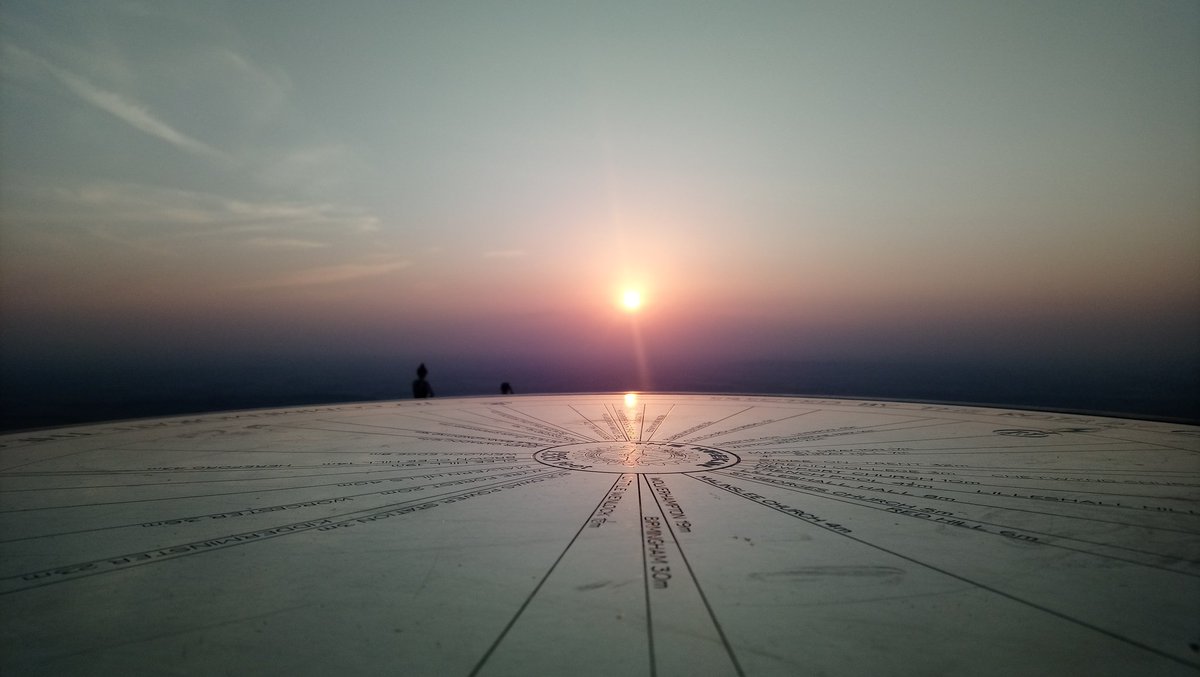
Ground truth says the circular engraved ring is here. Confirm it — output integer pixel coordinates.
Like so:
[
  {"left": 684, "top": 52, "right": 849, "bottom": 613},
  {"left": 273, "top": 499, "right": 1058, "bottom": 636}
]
[{"left": 534, "top": 441, "right": 740, "bottom": 474}]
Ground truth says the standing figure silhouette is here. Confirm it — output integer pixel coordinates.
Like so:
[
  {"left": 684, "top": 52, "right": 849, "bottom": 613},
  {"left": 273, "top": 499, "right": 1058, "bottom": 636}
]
[{"left": 412, "top": 363, "right": 434, "bottom": 398}]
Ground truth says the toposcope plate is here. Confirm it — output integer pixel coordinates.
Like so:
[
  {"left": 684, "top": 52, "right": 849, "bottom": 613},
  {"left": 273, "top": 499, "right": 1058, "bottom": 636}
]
[{"left": 0, "top": 394, "right": 1197, "bottom": 676}]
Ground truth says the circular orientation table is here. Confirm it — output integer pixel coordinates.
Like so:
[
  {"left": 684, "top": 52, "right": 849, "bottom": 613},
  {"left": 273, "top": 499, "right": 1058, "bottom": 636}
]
[{"left": 1, "top": 394, "right": 1197, "bottom": 675}]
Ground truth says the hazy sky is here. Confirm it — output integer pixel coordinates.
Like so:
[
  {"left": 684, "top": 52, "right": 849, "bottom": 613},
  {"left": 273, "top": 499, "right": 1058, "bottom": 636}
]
[{"left": 2, "top": 1, "right": 1197, "bottom": 372}]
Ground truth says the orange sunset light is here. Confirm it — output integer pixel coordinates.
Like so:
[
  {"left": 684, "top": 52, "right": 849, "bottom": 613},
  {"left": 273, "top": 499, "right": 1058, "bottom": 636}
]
[{"left": 621, "top": 289, "right": 643, "bottom": 312}]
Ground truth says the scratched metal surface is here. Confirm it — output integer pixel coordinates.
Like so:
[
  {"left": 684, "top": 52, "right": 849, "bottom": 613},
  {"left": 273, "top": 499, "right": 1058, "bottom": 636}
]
[{"left": 1, "top": 394, "right": 1197, "bottom": 676}]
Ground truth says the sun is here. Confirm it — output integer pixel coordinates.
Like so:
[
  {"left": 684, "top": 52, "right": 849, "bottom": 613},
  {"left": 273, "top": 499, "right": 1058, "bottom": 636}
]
[{"left": 621, "top": 288, "right": 643, "bottom": 312}]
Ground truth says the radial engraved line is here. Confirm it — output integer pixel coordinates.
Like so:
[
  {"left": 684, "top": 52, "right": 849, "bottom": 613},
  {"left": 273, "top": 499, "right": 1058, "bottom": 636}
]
[
  {"left": 503, "top": 407, "right": 600, "bottom": 443},
  {"left": 721, "top": 470, "right": 1199, "bottom": 571},
  {"left": 266, "top": 423, "right": 497, "bottom": 442},
  {"left": 682, "top": 410, "right": 818, "bottom": 444},
  {"left": 3, "top": 470, "right": 571, "bottom": 594},
  {"left": 844, "top": 431, "right": 1096, "bottom": 446},
  {"left": 456, "top": 413, "right": 562, "bottom": 441},
  {"left": 744, "top": 462, "right": 1200, "bottom": 506},
  {"left": 60, "top": 445, "right": 515, "bottom": 457},
  {"left": 330, "top": 418, "right": 537, "bottom": 442},
  {"left": 319, "top": 412, "right": 563, "bottom": 443},
  {"left": 467, "top": 409, "right": 583, "bottom": 443},
  {"left": 0, "top": 464, "right": 544, "bottom": 514},
  {"left": 1, "top": 467, "right": 552, "bottom": 544},
  {"left": 643, "top": 474, "right": 744, "bottom": 677},
  {"left": 0, "top": 461, "right": 464, "bottom": 476},
  {"left": 1068, "top": 430, "right": 1200, "bottom": 455},
  {"left": 756, "top": 446, "right": 1144, "bottom": 458},
  {"left": 789, "top": 459, "right": 1200, "bottom": 479},
  {"left": 567, "top": 405, "right": 615, "bottom": 441},
  {"left": 663, "top": 407, "right": 752, "bottom": 442},
  {"left": 895, "top": 448, "right": 1149, "bottom": 457},
  {"left": 0, "top": 462, "right": 538, "bottom": 494},
  {"left": 17, "top": 465, "right": 540, "bottom": 528},
  {"left": 758, "top": 440, "right": 1136, "bottom": 452},
  {"left": 467, "top": 474, "right": 625, "bottom": 677},
  {"left": 5, "top": 457, "right": 529, "bottom": 474},
  {"left": 606, "top": 405, "right": 632, "bottom": 443},
  {"left": 689, "top": 474, "right": 1200, "bottom": 670},
  {"left": 643, "top": 404, "right": 675, "bottom": 442},
  {"left": 0, "top": 405, "right": 374, "bottom": 451},
  {"left": 819, "top": 460, "right": 1196, "bottom": 474},
  {"left": 722, "top": 419, "right": 951, "bottom": 449},
  {"left": 637, "top": 470, "right": 657, "bottom": 677},
  {"left": 0, "top": 445, "right": 120, "bottom": 473},
  {"left": 336, "top": 413, "right": 556, "bottom": 443},
  {"left": 734, "top": 468, "right": 1199, "bottom": 533},
  {"left": 618, "top": 404, "right": 635, "bottom": 442}
]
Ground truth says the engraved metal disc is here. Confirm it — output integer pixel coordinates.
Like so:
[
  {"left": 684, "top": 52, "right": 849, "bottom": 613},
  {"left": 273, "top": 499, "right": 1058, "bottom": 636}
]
[{"left": 1, "top": 394, "right": 1197, "bottom": 675}]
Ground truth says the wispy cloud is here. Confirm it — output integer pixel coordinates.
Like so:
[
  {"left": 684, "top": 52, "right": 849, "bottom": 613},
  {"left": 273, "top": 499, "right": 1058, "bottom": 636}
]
[
  {"left": 255, "top": 144, "right": 361, "bottom": 194},
  {"left": 239, "top": 259, "right": 412, "bottom": 290},
  {"left": 483, "top": 249, "right": 527, "bottom": 259},
  {"left": 213, "top": 47, "right": 292, "bottom": 124},
  {"left": 246, "top": 237, "right": 330, "bottom": 250},
  {"left": 3, "top": 43, "right": 229, "bottom": 162},
  {"left": 9, "top": 181, "right": 379, "bottom": 234}
]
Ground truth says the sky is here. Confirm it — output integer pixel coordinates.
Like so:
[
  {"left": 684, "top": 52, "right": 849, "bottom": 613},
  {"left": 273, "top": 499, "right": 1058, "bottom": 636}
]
[{"left": 1, "top": 1, "right": 1198, "bottom": 419}]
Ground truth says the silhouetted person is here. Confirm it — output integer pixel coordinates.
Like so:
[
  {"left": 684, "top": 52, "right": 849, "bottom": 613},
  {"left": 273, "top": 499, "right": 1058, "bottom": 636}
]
[
  {"left": 500, "top": 382, "right": 514, "bottom": 395},
  {"left": 412, "top": 363, "right": 434, "bottom": 398}
]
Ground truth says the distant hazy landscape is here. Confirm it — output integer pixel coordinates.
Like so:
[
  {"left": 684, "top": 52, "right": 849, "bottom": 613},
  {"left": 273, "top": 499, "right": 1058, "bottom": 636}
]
[{"left": 3, "top": 352, "right": 1195, "bottom": 432}]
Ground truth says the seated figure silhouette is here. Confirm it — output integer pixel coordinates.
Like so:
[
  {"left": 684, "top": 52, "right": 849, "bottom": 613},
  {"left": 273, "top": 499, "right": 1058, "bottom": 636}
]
[
  {"left": 412, "top": 363, "right": 434, "bottom": 398},
  {"left": 500, "top": 382, "right": 514, "bottom": 395}
]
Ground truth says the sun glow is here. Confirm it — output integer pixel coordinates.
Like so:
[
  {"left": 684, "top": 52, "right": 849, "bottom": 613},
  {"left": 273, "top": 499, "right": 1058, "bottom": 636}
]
[{"left": 621, "top": 289, "right": 643, "bottom": 312}]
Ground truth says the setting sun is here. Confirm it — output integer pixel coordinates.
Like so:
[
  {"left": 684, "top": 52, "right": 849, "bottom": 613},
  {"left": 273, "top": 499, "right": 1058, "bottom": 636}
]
[{"left": 621, "top": 289, "right": 643, "bottom": 312}]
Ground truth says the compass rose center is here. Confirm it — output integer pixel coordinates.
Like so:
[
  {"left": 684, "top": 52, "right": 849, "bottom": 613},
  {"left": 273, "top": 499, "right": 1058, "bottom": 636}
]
[{"left": 533, "top": 441, "right": 739, "bottom": 474}]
